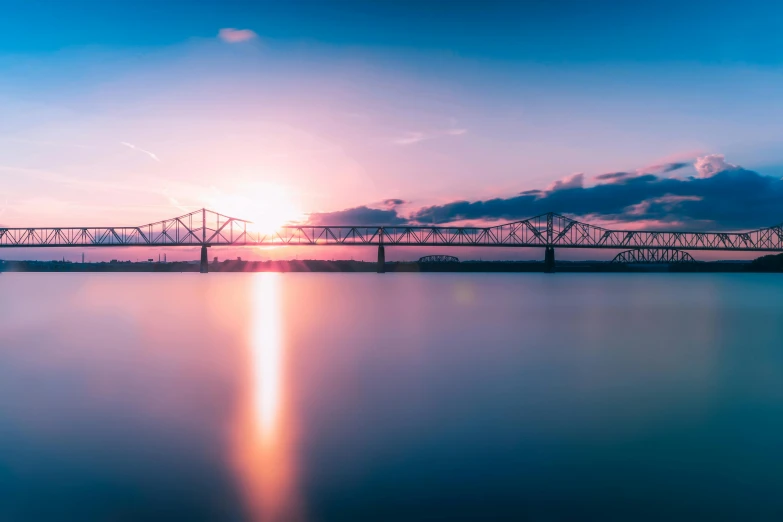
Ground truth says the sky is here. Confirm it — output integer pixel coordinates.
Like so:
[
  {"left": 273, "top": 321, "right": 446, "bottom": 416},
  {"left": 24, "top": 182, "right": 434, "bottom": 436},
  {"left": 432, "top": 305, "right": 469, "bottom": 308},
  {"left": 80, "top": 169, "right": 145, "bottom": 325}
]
[{"left": 1, "top": 0, "right": 783, "bottom": 260}]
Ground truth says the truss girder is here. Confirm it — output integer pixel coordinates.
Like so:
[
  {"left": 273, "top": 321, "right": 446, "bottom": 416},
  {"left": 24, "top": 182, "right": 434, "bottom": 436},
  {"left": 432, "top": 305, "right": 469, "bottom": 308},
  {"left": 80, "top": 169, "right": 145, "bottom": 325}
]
[
  {"left": 1, "top": 209, "right": 783, "bottom": 252},
  {"left": 419, "top": 255, "right": 460, "bottom": 263},
  {"left": 612, "top": 249, "right": 697, "bottom": 264}
]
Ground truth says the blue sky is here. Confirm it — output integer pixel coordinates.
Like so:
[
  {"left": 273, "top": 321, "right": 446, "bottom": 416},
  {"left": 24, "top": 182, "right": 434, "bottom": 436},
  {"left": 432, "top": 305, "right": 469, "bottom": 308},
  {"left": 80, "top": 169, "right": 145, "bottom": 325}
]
[
  {"left": 4, "top": 0, "right": 783, "bottom": 64},
  {"left": 1, "top": 0, "right": 782, "bottom": 237}
]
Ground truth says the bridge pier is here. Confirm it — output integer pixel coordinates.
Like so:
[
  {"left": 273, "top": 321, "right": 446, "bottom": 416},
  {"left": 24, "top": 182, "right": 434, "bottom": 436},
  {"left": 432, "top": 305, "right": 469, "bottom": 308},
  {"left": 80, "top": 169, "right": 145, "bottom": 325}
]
[
  {"left": 544, "top": 247, "right": 555, "bottom": 273},
  {"left": 200, "top": 245, "right": 209, "bottom": 274},
  {"left": 377, "top": 245, "right": 385, "bottom": 274}
]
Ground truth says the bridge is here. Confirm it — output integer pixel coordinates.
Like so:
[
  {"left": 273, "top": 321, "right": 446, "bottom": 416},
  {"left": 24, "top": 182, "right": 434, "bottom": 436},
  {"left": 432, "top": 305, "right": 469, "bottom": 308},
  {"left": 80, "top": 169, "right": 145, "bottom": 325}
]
[
  {"left": 1, "top": 208, "right": 781, "bottom": 273},
  {"left": 419, "top": 255, "right": 460, "bottom": 263},
  {"left": 611, "top": 249, "right": 696, "bottom": 264}
]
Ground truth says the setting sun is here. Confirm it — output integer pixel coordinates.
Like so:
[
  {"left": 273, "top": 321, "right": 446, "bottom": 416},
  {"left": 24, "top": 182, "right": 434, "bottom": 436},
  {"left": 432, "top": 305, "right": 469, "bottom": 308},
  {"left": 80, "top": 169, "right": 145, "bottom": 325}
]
[{"left": 211, "top": 183, "right": 304, "bottom": 236}]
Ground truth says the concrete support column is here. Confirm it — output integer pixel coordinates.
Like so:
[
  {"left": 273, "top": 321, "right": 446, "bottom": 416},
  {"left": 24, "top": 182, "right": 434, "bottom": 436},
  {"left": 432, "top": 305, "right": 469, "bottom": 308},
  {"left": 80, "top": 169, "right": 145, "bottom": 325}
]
[
  {"left": 544, "top": 247, "right": 555, "bottom": 273},
  {"left": 377, "top": 245, "right": 386, "bottom": 274},
  {"left": 200, "top": 245, "right": 209, "bottom": 274}
]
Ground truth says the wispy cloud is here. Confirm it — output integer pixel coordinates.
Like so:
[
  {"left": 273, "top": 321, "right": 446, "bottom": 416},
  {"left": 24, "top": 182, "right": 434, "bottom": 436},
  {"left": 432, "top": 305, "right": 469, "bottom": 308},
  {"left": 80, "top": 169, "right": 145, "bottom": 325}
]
[
  {"left": 218, "top": 28, "right": 258, "bottom": 43},
  {"left": 121, "top": 142, "right": 160, "bottom": 162},
  {"left": 394, "top": 132, "right": 428, "bottom": 145},
  {"left": 637, "top": 161, "right": 690, "bottom": 175},
  {"left": 393, "top": 127, "right": 468, "bottom": 145}
]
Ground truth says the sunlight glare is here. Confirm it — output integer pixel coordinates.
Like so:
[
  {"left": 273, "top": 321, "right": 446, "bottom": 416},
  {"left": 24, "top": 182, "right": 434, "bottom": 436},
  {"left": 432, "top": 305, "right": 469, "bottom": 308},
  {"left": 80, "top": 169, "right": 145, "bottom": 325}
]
[{"left": 213, "top": 183, "right": 303, "bottom": 236}]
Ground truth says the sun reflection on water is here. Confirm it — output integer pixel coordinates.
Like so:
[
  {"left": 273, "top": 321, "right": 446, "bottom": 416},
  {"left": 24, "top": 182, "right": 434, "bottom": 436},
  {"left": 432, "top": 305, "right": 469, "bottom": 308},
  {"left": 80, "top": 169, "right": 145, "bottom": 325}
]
[
  {"left": 232, "top": 273, "right": 301, "bottom": 522},
  {"left": 255, "top": 275, "right": 282, "bottom": 441}
]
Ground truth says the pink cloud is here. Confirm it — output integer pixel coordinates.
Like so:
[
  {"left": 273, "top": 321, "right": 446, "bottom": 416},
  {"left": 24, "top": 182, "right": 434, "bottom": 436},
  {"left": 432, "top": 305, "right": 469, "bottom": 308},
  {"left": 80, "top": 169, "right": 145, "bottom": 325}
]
[
  {"left": 624, "top": 195, "right": 702, "bottom": 217},
  {"left": 694, "top": 154, "right": 737, "bottom": 178},
  {"left": 547, "top": 172, "right": 584, "bottom": 191},
  {"left": 218, "top": 28, "right": 258, "bottom": 43}
]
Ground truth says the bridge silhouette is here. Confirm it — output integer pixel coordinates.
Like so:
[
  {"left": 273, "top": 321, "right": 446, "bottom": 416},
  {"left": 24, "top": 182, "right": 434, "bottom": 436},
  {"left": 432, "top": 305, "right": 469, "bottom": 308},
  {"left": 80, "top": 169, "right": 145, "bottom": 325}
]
[
  {"left": 419, "top": 255, "right": 460, "bottom": 263},
  {"left": 1, "top": 208, "right": 781, "bottom": 273}
]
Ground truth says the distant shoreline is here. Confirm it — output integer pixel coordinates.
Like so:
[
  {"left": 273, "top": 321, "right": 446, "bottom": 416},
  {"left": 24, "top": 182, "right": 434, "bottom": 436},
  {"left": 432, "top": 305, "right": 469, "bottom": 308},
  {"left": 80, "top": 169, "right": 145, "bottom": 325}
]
[{"left": 2, "top": 258, "right": 782, "bottom": 273}]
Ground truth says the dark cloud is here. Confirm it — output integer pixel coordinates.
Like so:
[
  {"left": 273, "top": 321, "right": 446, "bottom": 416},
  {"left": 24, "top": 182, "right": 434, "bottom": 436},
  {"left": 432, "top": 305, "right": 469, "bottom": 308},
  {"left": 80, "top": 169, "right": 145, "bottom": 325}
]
[
  {"left": 382, "top": 198, "right": 406, "bottom": 207},
  {"left": 595, "top": 171, "right": 634, "bottom": 181},
  {"left": 660, "top": 161, "right": 689, "bottom": 173},
  {"left": 307, "top": 158, "right": 783, "bottom": 230},
  {"left": 597, "top": 162, "right": 690, "bottom": 181},
  {"left": 639, "top": 161, "right": 691, "bottom": 175},
  {"left": 411, "top": 167, "right": 783, "bottom": 230},
  {"left": 307, "top": 206, "right": 407, "bottom": 226},
  {"left": 623, "top": 174, "right": 658, "bottom": 184}
]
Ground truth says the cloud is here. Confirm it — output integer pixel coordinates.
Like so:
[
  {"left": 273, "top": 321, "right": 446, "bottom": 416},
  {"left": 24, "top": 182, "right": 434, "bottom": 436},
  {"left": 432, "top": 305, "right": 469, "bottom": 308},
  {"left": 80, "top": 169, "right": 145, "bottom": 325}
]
[
  {"left": 548, "top": 172, "right": 584, "bottom": 191},
  {"left": 307, "top": 155, "right": 782, "bottom": 231},
  {"left": 393, "top": 127, "right": 468, "bottom": 145},
  {"left": 218, "top": 28, "right": 258, "bottom": 43},
  {"left": 394, "top": 132, "right": 428, "bottom": 145},
  {"left": 694, "top": 154, "right": 737, "bottom": 178},
  {"left": 661, "top": 162, "right": 690, "bottom": 173},
  {"left": 307, "top": 206, "right": 408, "bottom": 226},
  {"left": 410, "top": 156, "right": 783, "bottom": 230},
  {"left": 596, "top": 162, "right": 691, "bottom": 183},
  {"left": 121, "top": 142, "right": 160, "bottom": 162},
  {"left": 638, "top": 161, "right": 690, "bottom": 175},
  {"left": 382, "top": 198, "right": 406, "bottom": 207},
  {"left": 595, "top": 171, "right": 634, "bottom": 181}
]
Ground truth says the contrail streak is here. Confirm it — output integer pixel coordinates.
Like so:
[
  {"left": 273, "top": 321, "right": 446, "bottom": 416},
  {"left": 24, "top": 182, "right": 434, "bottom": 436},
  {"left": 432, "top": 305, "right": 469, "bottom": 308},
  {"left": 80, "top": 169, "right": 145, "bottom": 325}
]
[{"left": 121, "top": 142, "right": 160, "bottom": 162}]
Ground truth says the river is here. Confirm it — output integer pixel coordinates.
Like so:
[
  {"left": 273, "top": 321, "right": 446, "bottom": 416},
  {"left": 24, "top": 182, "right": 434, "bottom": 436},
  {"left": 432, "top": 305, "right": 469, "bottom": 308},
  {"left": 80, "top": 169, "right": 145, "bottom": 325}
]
[{"left": 0, "top": 273, "right": 782, "bottom": 521}]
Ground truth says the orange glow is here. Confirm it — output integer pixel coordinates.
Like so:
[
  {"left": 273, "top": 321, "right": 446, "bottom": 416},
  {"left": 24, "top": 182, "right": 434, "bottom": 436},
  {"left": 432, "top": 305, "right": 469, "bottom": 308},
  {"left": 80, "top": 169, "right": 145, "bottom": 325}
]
[{"left": 231, "top": 274, "right": 302, "bottom": 521}]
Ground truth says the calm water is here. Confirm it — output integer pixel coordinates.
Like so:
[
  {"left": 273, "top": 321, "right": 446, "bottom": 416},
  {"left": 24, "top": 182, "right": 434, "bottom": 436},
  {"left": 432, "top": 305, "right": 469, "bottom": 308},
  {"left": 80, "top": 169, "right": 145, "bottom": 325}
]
[{"left": 1, "top": 273, "right": 782, "bottom": 521}]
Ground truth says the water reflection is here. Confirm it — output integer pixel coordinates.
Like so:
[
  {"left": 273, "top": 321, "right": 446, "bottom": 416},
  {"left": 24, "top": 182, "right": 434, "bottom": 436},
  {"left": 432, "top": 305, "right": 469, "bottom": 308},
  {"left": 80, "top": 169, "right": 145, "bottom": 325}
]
[
  {"left": 232, "top": 274, "right": 301, "bottom": 521},
  {"left": 2, "top": 274, "right": 783, "bottom": 520},
  {"left": 255, "top": 274, "right": 283, "bottom": 439}
]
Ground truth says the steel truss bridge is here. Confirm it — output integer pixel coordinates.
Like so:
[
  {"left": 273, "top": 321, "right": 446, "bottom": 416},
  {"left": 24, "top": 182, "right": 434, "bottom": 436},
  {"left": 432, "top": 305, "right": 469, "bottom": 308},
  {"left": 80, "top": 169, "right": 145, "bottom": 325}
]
[
  {"left": 1, "top": 208, "right": 781, "bottom": 272},
  {"left": 611, "top": 249, "right": 696, "bottom": 264},
  {"left": 419, "top": 255, "right": 460, "bottom": 263}
]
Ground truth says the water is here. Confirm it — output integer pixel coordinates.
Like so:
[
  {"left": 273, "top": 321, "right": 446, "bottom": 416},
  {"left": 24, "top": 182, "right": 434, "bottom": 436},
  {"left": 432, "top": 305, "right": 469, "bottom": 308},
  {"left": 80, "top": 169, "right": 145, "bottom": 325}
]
[{"left": 1, "top": 273, "right": 782, "bottom": 521}]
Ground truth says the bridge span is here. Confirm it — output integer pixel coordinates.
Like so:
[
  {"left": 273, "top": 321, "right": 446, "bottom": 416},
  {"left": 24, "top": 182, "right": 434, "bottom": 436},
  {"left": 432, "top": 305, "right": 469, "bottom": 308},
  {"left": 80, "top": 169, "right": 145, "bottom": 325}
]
[{"left": 1, "top": 208, "right": 782, "bottom": 273}]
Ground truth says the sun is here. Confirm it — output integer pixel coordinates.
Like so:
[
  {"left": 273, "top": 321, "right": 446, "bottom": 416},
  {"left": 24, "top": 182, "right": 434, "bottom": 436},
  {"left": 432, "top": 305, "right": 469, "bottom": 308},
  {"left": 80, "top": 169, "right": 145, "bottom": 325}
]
[{"left": 213, "top": 183, "right": 303, "bottom": 236}]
